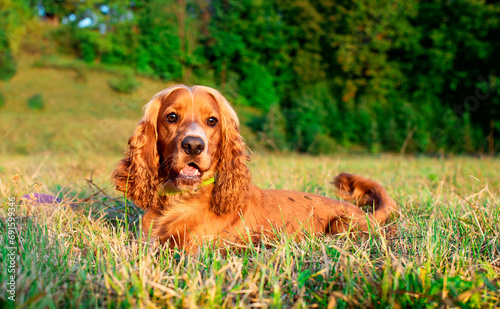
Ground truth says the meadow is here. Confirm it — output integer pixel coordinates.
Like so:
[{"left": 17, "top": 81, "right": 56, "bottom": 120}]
[
  {"left": 1, "top": 53, "right": 500, "bottom": 308},
  {"left": 0, "top": 153, "right": 499, "bottom": 308}
]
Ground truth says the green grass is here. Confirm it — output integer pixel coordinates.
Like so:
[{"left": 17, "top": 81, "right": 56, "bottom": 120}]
[
  {"left": 1, "top": 49, "right": 499, "bottom": 308},
  {"left": 0, "top": 154, "right": 499, "bottom": 308}
]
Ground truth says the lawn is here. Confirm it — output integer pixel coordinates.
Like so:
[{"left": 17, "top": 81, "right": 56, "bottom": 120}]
[{"left": 1, "top": 153, "right": 499, "bottom": 308}]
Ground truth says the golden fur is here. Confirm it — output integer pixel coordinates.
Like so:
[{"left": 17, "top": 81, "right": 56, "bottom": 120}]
[{"left": 113, "top": 85, "right": 397, "bottom": 250}]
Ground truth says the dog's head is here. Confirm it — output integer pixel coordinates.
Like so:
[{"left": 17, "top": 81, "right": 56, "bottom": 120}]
[{"left": 113, "top": 85, "right": 251, "bottom": 214}]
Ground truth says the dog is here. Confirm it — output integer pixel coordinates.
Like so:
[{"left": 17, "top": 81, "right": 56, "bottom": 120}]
[{"left": 112, "top": 85, "right": 396, "bottom": 250}]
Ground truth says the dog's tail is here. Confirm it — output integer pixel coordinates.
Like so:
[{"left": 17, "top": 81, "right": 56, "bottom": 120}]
[{"left": 332, "top": 173, "right": 396, "bottom": 223}]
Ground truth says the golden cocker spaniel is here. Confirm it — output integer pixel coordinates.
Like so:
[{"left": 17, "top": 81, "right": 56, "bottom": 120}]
[{"left": 113, "top": 85, "right": 396, "bottom": 250}]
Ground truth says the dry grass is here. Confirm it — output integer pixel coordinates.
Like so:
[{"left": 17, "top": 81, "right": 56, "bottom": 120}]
[{"left": 1, "top": 153, "right": 499, "bottom": 308}]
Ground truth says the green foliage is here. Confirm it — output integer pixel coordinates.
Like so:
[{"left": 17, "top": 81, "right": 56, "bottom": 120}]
[
  {"left": 108, "top": 70, "right": 140, "bottom": 94},
  {"left": 0, "top": 50, "right": 16, "bottom": 80},
  {"left": 41, "top": 0, "right": 76, "bottom": 18},
  {"left": 27, "top": 94, "right": 44, "bottom": 110},
  {"left": 262, "top": 105, "right": 288, "bottom": 151},
  {"left": 0, "top": 0, "right": 35, "bottom": 81},
  {"left": 0, "top": 0, "right": 36, "bottom": 54},
  {"left": 239, "top": 63, "right": 278, "bottom": 111},
  {"left": 39, "top": 0, "right": 500, "bottom": 153},
  {"left": 286, "top": 83, "right": 340, "bottom": 152},
  {"left": 135, "top": 0, "right": 183, "bottom": 80},
  {"left": 0, "top": 91, "right": 5, "bottom": 108},
  {"left": 307, "top": 134, "right": 339, "bottom": 155}
]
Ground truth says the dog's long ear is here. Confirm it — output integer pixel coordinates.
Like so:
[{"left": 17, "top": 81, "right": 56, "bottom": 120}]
[
  {"left": 202, "top": 87, "right": 252, "bottom": 215},
  {"left": 112, "top": 85, "right": 189, "bottom": 211},
  {"left": 112, "top": 107, "right": 161, "bottom": 211},
  {"left": 113, "top": 118, "right": 161, "bottom": 210}
]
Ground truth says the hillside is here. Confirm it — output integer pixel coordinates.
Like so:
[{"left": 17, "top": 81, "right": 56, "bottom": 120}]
[{"left": 0, "top": 53, "right": 259, "bottom": 157}]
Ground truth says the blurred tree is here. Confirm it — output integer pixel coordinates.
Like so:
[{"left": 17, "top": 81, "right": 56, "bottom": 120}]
[
  {"left": 276, "top": 0, "right": 330, "bottom": 150},
  {"left": 135, "top": 0, "right": 183, "bottom": 80},
  {"left": 205, "top": 0, "right": 292, "bottom": 104},
  {"left": 0, "top": 0, "right": 36, "bottom": 80},
  {"left": 41, "top": 0, "right": 75, "bottom": 22},
  {"left": 0, "top": 90, "right": 5, "bottom": 108},
  {"left": 400, "top": 0, "right": 500, "bottom": 152},
  {"left": 23, "top": 0, "right": 500, "bottom": 153}
]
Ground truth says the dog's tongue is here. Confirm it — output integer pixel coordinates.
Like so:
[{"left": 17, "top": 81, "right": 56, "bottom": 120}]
[{"left": 180, "top": 165, "right": 199, "bottom": 176}]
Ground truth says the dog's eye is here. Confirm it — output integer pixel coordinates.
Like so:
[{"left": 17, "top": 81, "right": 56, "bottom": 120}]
[
  {"left": 207, "top": 117, "right": 218, "bottom": 127},
  {"left": 166, "top": 113, "right": 178, "bottom": 123}
]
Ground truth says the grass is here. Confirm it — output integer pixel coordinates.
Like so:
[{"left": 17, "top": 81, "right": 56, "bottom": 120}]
[
  {"left": 0, "top": 153, "right": 499, "bottom": 308},
  {"left": 1, "top": 44, "right": 499, "bottom": 307}
]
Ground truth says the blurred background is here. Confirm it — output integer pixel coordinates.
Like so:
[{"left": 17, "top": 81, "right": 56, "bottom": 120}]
[{"left": 0, "top": 0, "right": 499, "bottom": 157}]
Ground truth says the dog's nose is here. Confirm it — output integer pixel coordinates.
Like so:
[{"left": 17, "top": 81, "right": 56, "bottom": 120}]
[{"left": 181, "top": 136, "right": 205, "bottom": 156}]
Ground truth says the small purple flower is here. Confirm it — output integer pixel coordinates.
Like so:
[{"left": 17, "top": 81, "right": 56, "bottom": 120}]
[{"left": 22, "top": 193, "right": 62, "bottom": 204}]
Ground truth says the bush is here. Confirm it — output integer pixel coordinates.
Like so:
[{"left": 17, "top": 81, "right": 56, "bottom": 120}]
[
  {"left": 108, "top": 71, "right": 140, "bottom": 94},
  {"left": 27, "top": 94, "right": 44, "bottom": 110},
  {"left": 0, "top": 50, "right": 16, "bottom": 81},
  {"left": 238, "top": 63, "right": 278, "bottom": 111},
  {"left": 307, "top": 133, "right": 339, "bottom": 155},
  {"left": 286, "top": 84, "right": 335, "bottom": 152},
  {"left": 0, "top": 91, "right": 5, "bottom": 108},
  {"left": 262, "top": 105, "right": 288, "bottom": 151}
]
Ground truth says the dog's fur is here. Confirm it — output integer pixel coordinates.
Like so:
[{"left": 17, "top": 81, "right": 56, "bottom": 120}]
[{"left": 113, "top": 85, "right": 396, "bottom": 250}]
